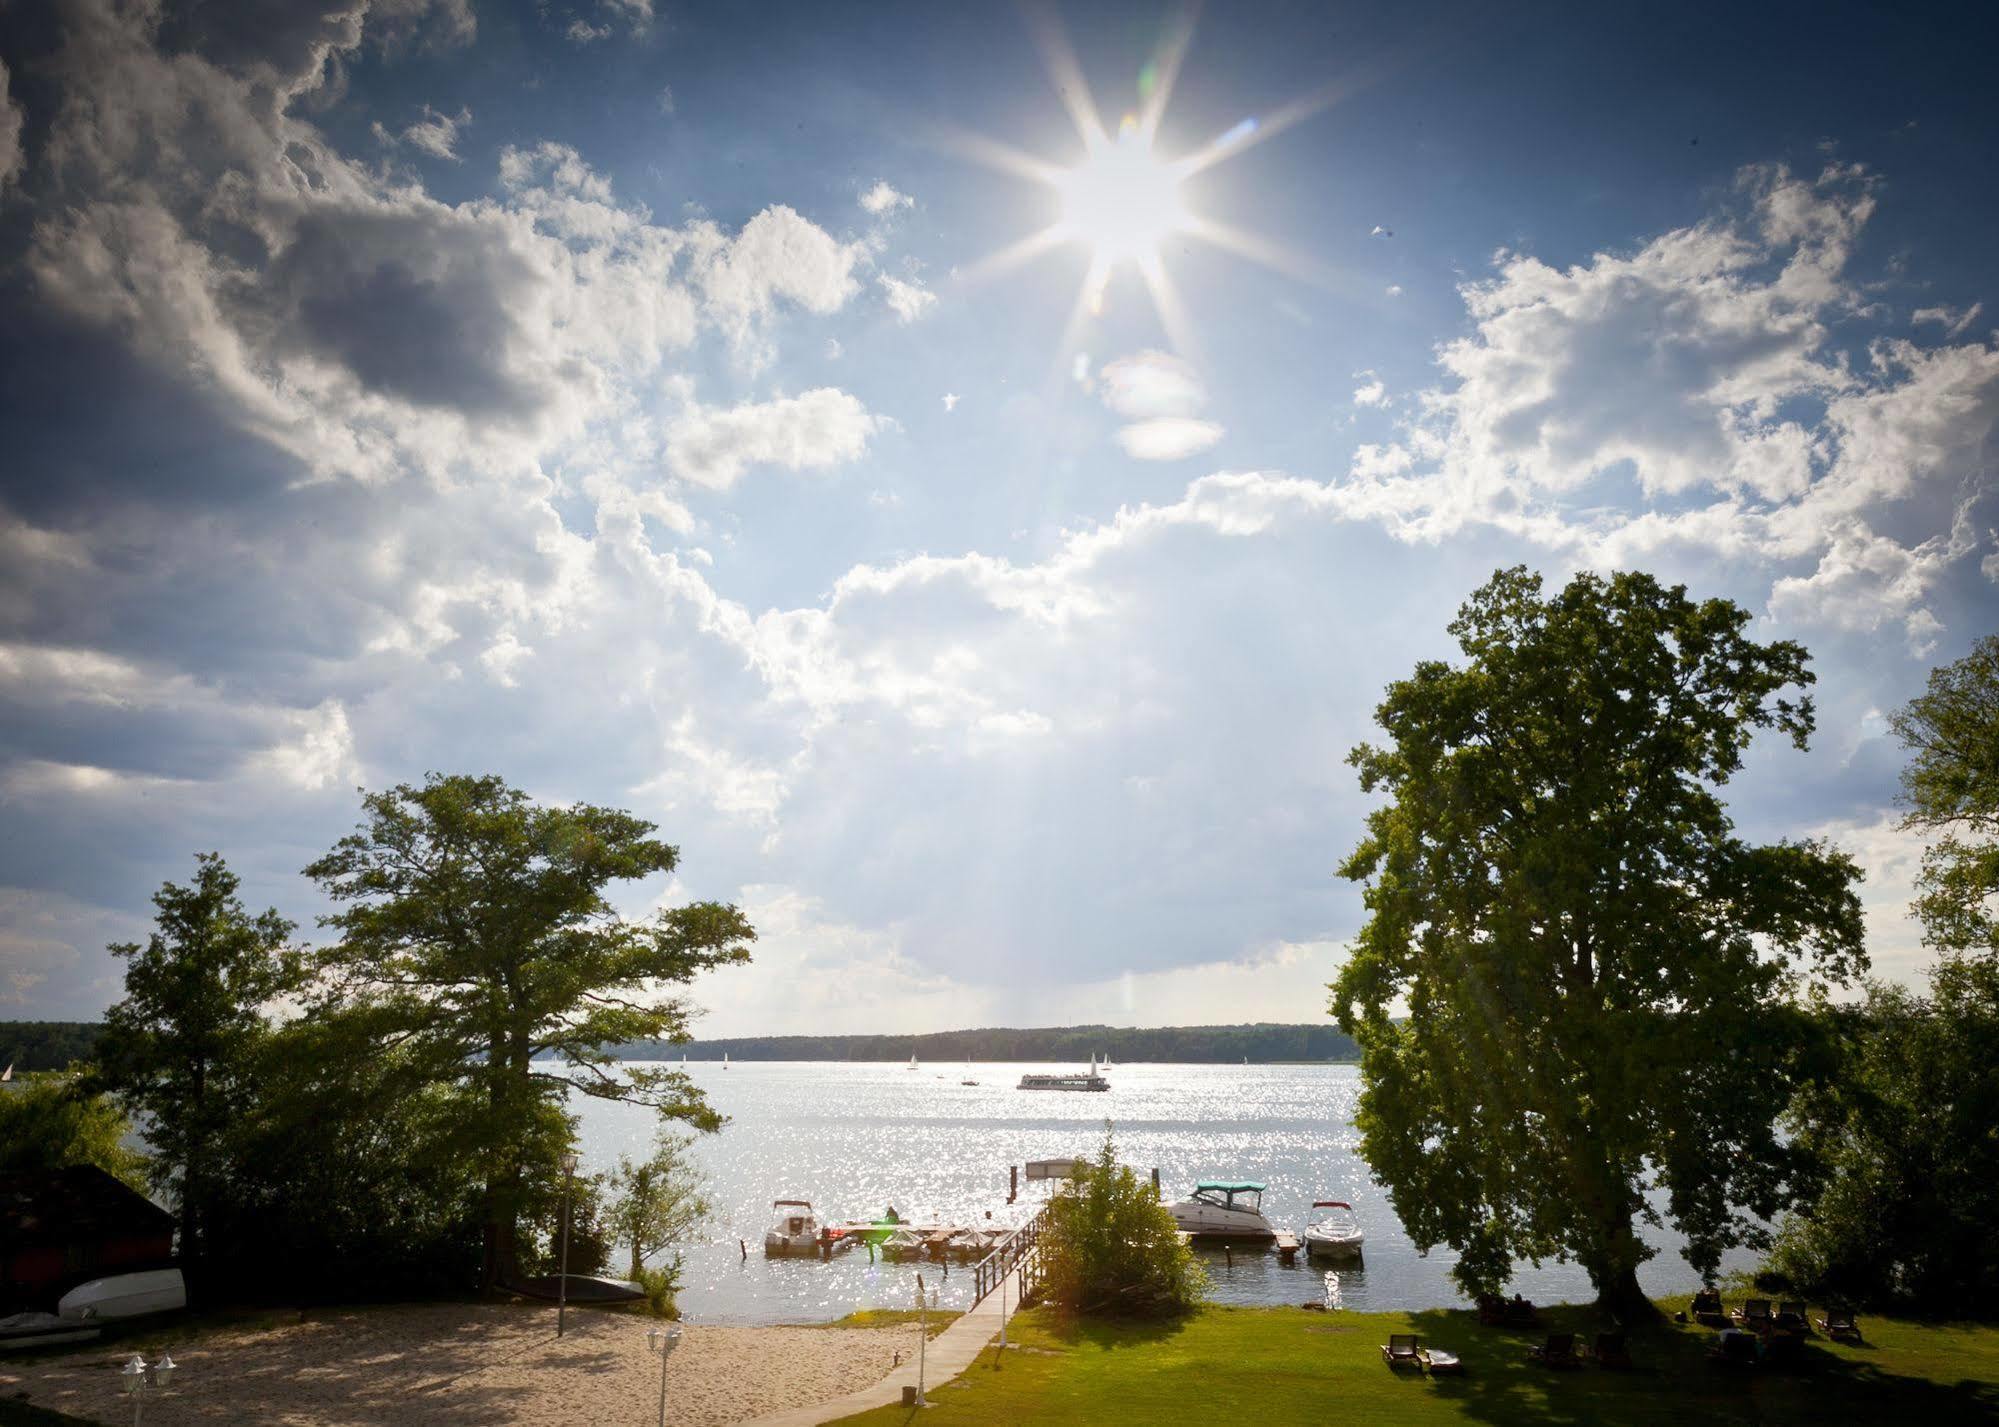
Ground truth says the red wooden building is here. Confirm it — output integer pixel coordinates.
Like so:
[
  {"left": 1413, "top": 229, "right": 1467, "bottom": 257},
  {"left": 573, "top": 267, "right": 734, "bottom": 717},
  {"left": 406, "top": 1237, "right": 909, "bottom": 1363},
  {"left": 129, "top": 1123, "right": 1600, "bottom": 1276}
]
[{"left": 0, "top": 1166, "right": 176, "bottom": 1310}]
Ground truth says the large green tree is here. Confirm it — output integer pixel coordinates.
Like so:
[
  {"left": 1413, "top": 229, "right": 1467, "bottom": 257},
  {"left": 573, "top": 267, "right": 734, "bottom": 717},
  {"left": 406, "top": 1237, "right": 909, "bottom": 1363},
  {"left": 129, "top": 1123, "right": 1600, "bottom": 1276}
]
[
  {"left": 1890, "top": 633, "right": 1999, "bottom": 958},
  {"left": 0, "top": 1071, "right": 147, "bottom": 1190},
  {"left": 1330, "top": 568, "right": 1865, "bottom": 1319},
  {"left": 304, "top": 774, "right": 754, "bottom": 1289},
  {"left": 95, "top": 854, "right": 303, "bottom": 1269}
]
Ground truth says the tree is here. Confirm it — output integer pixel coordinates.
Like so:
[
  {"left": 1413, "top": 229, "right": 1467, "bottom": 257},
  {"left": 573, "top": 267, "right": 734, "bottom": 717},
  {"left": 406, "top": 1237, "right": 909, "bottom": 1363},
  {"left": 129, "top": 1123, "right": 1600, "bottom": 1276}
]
[
  {"left": 0, "top": 1070, "right": 147, "bottom": 1190},
  {"left": 605, "top": 1129, "right": 710, "bottom": 1281},
  {"left": 1772, "top": 957, "right": 1999, "bottom": 1311},
  {"left": 95, "top": 854, "right": 303, "bottom": 1269},
  {"left": 1890, "top": 634, "right": 1999, "bottom": 958},
  {"left": 304, "top": 774, "right": 754, "bottom": 1290},
  {"left": 1329, "top": 568, "right": 1866, "bottom": 1319},
  {"left": 1038, "top": 1127, "right": 1204, "bottom": 1317}
]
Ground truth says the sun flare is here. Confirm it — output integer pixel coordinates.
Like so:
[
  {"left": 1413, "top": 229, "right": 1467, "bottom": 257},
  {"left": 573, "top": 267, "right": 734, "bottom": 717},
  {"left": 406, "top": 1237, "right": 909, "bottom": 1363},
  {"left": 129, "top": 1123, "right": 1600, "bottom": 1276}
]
[{"left": 1053, "top": 117, "right": 1191, "bottom": 267}]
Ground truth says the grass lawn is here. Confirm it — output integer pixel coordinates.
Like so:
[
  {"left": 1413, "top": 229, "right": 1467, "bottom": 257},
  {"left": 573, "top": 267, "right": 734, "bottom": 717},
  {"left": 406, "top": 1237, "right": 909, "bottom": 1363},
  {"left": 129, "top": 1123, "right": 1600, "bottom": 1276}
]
[{"left": 831, "top": 1300, "right": 1999, "bottom": 1426}]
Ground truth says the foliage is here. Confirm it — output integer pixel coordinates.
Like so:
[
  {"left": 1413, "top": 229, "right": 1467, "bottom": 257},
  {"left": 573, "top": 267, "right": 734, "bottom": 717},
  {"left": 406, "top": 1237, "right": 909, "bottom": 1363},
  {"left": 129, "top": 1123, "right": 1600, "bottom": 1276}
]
[
  {"left": 303, "top": 774, "right": 754, "bottom": 1287},
  {"left": 1329, "top": 568, "right": 1865, "bottom": 1317},
  {"left": 0, "top": 1023, "right": 104, "bottom": 1073},
  {"left": 633, "top": 1262, "right": 681, "bottom": 1317},
  {"left": 517, "top": 1161, "right": 612, "bottom": 1279},
  {"left": 1772, "top": 955, "right": 1999, "bottom": 1312},
  {"left": 605, "top": 1128, "right": 710, "bottom": 1279},
  {"left": 93, "top": 854, "right": 305, "bottom": 1267},
  {"left": 1890, "top": 634, "right": 1999, "bottom": 958},
  {"left": 617, "top": 1022, "right": 1361, "bottom": 1063},
  {"left": 1037, "top": 1127, "right": 1204, "bottom": 1318},
  {"left": 0, "top": 1070, "right": 147, "bottom": 1190}
]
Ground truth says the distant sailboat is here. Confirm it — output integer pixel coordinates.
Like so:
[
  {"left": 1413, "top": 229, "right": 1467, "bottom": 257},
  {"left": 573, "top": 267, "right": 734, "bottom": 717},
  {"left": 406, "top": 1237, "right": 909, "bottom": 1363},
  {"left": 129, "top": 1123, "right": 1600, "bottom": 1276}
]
[
  {"left": 907, "top": 1053, "right": 918, "bottom": 1070},
  {"left": 724, "top": 1052, "right": 730, "bottom": 1071}
]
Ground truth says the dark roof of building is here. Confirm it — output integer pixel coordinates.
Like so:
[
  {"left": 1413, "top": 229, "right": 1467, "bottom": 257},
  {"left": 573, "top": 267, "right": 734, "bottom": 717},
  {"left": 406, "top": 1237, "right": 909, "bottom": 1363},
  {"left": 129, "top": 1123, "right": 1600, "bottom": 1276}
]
[{"left": 0, "top": 1166, "right": 175, "bottom": 1249}]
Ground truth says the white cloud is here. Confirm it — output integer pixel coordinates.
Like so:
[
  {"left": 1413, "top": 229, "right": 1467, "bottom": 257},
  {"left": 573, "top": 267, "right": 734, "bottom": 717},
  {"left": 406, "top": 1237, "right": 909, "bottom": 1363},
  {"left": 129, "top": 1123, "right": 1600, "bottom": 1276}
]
[
  {"left": 879, "top": 273, "right": 937, "bottom": 323},
  {"left": 398, "top": 105, "right": 470, "bottom": 160},
  {"left": 1099, "top": 350, "right": 1205, "bottom": 419},
  {"left": 1352, "top": 370, "right": 1387, "bottom": 408},
  {"left": 665, "top": 388, "right": 889, "bottom": 489},
  {"left": 942, "top": 392, "right": 959, "bottom": 412},
  {"left": 1384, "top": 284, "right": 1403, "bottom": 297},
  {"left": 566, "top": 19, "right": 610, "bottom": 43},
  {"left": 1914, "top": 301, "right": 1983, "bottom": 339},
  {"left": 1114, "top": 418, "right": 1226, "bottom": 461},
  {"left": 859, "top": 181, "right": 913, "bottom": 215}
]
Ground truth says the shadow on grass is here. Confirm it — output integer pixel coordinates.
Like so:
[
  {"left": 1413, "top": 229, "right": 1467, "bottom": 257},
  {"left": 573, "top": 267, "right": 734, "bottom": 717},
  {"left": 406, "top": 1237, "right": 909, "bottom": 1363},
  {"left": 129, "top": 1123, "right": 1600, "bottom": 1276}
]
[
  {"left": 1030, "top": 1306, "right": 1196, "bottom": 1354},
  {"left": 1400, "top": 1304, "right": 1999, "bottom": 1427}
]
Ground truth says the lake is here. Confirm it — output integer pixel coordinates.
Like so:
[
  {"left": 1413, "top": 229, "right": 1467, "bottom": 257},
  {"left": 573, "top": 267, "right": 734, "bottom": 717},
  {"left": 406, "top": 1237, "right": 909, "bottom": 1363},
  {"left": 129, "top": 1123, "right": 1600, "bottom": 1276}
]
[{"left": 571, "top": 1061, "right": 1751, "bottom": 1324}]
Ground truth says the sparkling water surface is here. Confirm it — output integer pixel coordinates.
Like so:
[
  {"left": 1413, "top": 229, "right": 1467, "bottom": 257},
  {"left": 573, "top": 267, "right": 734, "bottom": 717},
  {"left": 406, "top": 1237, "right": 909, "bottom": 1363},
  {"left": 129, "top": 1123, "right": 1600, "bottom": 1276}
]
[{"left": 570, "top": 1061, "right": 1750, "bottom": 1324}]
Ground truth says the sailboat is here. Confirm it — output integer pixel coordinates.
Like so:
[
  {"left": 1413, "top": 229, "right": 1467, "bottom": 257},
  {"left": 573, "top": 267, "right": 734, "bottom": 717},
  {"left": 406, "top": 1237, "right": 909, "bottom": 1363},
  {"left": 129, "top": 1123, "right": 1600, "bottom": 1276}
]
[
  {"left": 723, "top": 1052, "right": 730, "bottom": 1071},
  {"left": 906, "top": 1053, "right": 918, "bottom": 1071}
]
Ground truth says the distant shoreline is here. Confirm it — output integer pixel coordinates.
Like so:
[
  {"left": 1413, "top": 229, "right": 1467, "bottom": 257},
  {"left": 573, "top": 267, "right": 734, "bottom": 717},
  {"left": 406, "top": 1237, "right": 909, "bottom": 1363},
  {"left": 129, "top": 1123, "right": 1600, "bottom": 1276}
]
[{"left": 604, "top": 1022, "right": 1362, "bottom": 1066}]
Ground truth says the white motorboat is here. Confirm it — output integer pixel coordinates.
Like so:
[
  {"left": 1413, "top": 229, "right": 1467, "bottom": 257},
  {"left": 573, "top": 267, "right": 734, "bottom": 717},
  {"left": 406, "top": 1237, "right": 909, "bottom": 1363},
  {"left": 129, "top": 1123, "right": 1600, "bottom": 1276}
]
[
  {"left": 1303, "top": 1200, "right": 1364, "bottom": 1259},
  {"left": 0, "top": 1311, "right": 100, "bottom": 1351},
  {"left": 762, "top": 1199, "right": 820, "bottom": 1256},
  {"left": 57, "top": 1267, "right": 185, "bottom": 1322},
  {"left": 1167, "top": 1181, "right": 1276, "bottom": 1240}
]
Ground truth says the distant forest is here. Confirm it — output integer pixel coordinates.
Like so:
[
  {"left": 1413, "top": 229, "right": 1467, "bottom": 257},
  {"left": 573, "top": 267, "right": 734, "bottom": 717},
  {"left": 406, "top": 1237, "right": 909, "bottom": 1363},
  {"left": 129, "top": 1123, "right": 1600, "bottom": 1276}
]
[
  {"left": 0, "top": 1021, "right": 103, "bottom": 1072},
  {"left": 611, "top": 1022, "right": 1361, "bottom": 1063}
]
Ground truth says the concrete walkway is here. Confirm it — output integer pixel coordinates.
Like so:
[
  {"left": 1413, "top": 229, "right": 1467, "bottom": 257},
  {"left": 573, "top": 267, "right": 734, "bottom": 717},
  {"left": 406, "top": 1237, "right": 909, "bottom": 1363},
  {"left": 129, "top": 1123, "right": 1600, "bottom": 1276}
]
[{"left": 735, "top": 1263, "right": 1028, "bottom": 1426}]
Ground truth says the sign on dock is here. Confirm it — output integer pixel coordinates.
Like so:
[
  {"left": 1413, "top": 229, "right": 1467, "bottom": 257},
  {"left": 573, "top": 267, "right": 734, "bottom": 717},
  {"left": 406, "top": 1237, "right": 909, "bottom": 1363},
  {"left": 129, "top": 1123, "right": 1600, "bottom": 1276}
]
[{"left": 1024, "top": 1158, "right": 1087, "bottom": 1181}]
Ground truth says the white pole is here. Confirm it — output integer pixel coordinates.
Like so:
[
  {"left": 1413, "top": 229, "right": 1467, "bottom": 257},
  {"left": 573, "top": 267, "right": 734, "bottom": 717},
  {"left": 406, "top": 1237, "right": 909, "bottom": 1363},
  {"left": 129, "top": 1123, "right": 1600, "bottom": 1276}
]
[
  {"left": 656, "top": 1341, "right": 668, "bottom": 1427},
  {"left": 915, "top": 1273, "right": 929, "bottom": 1406}
]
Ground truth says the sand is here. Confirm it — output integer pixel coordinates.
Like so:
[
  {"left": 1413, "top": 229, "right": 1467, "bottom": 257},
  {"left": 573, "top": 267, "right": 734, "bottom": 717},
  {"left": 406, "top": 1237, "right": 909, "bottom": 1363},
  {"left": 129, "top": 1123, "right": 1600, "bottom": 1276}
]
[{"left": 0, "top": 1303, "right": 918, "bottom": 1425}]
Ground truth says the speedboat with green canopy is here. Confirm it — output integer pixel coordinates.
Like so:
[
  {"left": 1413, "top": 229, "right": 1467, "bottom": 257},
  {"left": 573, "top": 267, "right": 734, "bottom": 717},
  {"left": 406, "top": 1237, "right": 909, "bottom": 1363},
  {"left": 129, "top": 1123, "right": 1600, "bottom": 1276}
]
[{"left": 1167, "top": 1180, "right": 1276, "bottom": 1239}]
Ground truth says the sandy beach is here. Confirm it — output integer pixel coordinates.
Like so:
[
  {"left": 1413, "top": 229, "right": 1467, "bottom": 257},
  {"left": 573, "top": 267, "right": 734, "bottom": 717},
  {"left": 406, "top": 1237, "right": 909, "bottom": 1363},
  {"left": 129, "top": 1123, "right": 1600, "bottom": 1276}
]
[{"left": 0, "top": 1303, "right": 915, "bottom": 1425}]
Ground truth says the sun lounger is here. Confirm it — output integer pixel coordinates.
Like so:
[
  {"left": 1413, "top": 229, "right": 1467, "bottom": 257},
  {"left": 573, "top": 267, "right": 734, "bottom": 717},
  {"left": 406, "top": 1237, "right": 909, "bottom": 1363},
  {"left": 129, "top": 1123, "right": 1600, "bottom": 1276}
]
[
  {"left": 1592, "top": 1331, "right": 1633, "bottom": 1369},
  {"left": 1730, "top": 1298, "right": 1773, "bottom": 1332},
  {"left": 1818, "top": 1309, "right": 1860, "bottom": 1342},
  {"left": 1529, "top": 1332, "right": 1581, "bottom": 1368},
  {"left": 1478, "top": 1293, "right": 1539, "bottom": 1327},
  {"left": 1771, "top": 1301, "right": 1807, "bottom": 1333},
  {"left": 1419, "top": 1347, "right": 1463, "bottom": 1375},
  {"left": 1691, "top": 1287, "right": 1725, "bottom": 1324},
  {"left": 1381, "top": 1333, "right": 1422, "bottom": 1369}
]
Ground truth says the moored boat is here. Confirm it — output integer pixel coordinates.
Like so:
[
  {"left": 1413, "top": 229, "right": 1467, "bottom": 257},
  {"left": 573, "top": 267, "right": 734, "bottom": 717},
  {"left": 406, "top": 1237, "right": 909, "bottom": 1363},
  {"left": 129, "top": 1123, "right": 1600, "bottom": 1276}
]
[
  {"left": 1167, "top": 1181, "right": 1276, "bottom": 1240},
  {"left": 56, "top": 1267, "right": 185, "bottom": 1322},
  {"left": 1302, "top": 1200, "right": 1364, "bottom": 1259},
  {"left": 763, "top": 1199, "right": 821, "bottom": 1255}
]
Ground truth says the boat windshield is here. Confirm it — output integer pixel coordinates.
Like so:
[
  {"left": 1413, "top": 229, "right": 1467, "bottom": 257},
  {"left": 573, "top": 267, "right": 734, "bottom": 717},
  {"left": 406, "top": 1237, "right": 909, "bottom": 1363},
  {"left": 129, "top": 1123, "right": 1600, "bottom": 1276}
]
[{"left": 1193, "top": 1185, "right": 1262, "bottom": 1210}]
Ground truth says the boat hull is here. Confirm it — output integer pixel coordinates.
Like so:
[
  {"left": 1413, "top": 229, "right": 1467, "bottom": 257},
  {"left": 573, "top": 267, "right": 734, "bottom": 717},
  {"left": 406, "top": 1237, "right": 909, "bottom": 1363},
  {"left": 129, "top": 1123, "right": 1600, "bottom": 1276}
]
[
  {"left": 1303, "top": 1231, "right": 1364, "bottom": 1259},
  {"left": 57, "top": 1268, "right": 185, "bottom": 1322},
  {"left": 764, "top": 1233, "right": 820, "bottom": 1256},
  {"left": 1168, "top": 1204, "right": 1276, "bottom": 1241}
]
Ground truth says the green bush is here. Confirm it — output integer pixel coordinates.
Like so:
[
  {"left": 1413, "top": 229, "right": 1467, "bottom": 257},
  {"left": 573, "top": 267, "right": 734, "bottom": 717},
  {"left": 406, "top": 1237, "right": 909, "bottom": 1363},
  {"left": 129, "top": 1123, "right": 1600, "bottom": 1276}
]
[
  {"left": 1037, "top": 1127, "right": 1204, "bottom": 1318},
  {"left": 0, "top": 1069, "right": 147, "bottom": 1190},
  {"left": 633, "top": 1260, "right": 682, "bottom": 1317}
]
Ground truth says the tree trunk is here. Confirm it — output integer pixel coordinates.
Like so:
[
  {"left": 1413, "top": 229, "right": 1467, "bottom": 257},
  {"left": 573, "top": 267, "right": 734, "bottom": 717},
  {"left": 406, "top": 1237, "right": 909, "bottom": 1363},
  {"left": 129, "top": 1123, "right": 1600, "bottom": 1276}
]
[{"left": 1597, "top": 1263, "right": 1661, "bottom": 1322}]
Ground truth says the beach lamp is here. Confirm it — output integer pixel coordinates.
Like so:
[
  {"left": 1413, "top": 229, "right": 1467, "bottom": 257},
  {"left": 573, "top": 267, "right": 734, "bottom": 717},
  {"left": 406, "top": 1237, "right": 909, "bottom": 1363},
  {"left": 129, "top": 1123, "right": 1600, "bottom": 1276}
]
[
  {"left": 645, "top": 1323, "right": 683, "bottom": 1427},
  {"left": 913, "top": 1274, "right": 941, "bottom": 1406},
  {"left": 119, "top": 1351, "right": 181, "bottom": 1426},
  {"left": 557, "top": 1150, "right": 580, "bottom": 1338}
]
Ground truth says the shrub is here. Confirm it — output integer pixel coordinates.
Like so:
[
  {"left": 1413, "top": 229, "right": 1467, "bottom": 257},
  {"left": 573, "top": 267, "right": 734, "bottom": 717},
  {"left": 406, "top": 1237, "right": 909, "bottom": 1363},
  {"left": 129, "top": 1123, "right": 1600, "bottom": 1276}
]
[
  {"left": 1037, "top": 1126, "right": 1204, "bottom": 1318},
  {"left": 633, "top": 1261, "right": 682, "bottom": 1317}
]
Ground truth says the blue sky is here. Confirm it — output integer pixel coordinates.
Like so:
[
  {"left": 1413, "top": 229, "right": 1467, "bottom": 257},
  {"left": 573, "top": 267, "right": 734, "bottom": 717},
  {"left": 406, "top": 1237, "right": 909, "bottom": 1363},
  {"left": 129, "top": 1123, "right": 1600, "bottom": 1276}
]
[{"left": 1, "top": 0, "right": 1994, "bottom": 1033}]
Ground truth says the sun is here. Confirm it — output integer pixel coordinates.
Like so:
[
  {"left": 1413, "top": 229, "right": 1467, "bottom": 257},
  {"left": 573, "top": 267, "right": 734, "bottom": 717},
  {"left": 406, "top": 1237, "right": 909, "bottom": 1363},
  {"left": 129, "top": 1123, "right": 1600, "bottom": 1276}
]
[{"left": 1052, "top": 116, "right": 1191, "bottom": 268}]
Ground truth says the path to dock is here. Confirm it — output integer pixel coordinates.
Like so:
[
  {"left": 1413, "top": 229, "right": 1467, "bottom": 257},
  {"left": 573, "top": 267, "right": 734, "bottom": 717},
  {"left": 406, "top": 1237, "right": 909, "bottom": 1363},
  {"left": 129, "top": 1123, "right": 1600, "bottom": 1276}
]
[{"left": 734, "top": 1262, "right": 1027, "bottom": 1426}]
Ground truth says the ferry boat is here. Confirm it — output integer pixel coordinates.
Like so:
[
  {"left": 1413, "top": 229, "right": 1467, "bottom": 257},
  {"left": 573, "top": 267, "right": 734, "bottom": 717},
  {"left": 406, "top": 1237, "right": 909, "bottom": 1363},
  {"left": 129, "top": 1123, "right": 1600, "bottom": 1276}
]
[{"left": 1018, "top": 1069, "right": 1109, "bottom": 1091}]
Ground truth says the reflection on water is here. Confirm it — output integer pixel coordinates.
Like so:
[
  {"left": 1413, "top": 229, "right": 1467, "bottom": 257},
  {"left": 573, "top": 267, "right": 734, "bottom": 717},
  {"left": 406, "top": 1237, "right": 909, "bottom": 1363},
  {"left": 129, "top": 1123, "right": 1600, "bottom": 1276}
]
[{"left": 568, "top": 1061, "right": 1751, "bottom": 1324}]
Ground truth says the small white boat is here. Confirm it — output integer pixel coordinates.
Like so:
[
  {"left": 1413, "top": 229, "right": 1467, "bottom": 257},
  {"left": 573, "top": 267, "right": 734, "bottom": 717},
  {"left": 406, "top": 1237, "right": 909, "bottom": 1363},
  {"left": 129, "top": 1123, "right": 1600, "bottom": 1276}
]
[
  {"left": 1303, "top": 1200, "right": 1364, "bottom": 1259},
  {"left": 723, "top": 1052, "right": 729, "bottom": 1071},
  {"left": 1167, "top": 1181, "right": 1276, "bottom": 1240},
  {"left": 880, "top": 1225, "right": 927, "bottom": 1259},
  {"left": 0, "top": 1311, "right": 100, "bottom": 1351},
  {"left": 57, "top": 1267, "right": 185, "bottom": 1322},
  {"left": 906, "top": 1054, "right": 918, "bottom": 1070},
  {"left": 763, "top": 1199, "right": 820, "bottom": 1256}
]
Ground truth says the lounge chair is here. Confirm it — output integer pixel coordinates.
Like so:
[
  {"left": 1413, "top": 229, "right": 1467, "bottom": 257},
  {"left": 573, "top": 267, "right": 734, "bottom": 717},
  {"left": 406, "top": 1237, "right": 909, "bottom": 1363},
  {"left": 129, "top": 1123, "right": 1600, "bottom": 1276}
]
[
  {"left": 1419, "top": 1346, "right": 1464, "bottom": 1375},
  {"left": 1771, "top": 1301, "right": 1807, "bottom": 1334},
  {"left": 1528, "top": 1332, "right": 1581, "bottom": 1368},
  {"left": 1691, "top": 1287, "right": 1725, "bottom": 1324},
  {"left": 1478, "top": 1293, "right": 1539, "bottom": 1327},
  {"left": 1592, "top": 1331, "right": 1633, "bottom": 1370},
  {"left": 1709, "top": 1330, "right": 1761, "bottom": 1367},
  {"left": 1731, "top": 1298, "right": 1773, "bottom": 1332},
  {"left": 1818, "top": 1309, "right": 1861, "bottom": 1342},
  {"left": 1381, "top": 1333, "right": 1423, "bottom": 1370}
]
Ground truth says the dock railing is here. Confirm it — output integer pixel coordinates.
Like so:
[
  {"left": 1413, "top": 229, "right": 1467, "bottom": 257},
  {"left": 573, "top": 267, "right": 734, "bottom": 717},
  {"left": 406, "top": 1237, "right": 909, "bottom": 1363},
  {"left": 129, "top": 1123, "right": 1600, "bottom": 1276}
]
[{"left": 973, "top": 1204, "right": 1047, "bottom": 1306}]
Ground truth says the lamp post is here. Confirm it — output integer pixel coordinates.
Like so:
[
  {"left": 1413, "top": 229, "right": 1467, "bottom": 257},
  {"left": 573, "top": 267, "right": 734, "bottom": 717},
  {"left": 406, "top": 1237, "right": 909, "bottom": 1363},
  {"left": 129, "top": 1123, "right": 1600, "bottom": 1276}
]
[
  {"left": 645, "top": 1323, "right": 682, "bottom": 1427},
  {"left": 118, "top": 1351, "right": 179, "bottom": 1426},
  {"left": 558, "top": 1150, "right": 579, "bottom": 1338},
  {"left": 913, "top": 1273, "right": 939, "bottom": 1406}
]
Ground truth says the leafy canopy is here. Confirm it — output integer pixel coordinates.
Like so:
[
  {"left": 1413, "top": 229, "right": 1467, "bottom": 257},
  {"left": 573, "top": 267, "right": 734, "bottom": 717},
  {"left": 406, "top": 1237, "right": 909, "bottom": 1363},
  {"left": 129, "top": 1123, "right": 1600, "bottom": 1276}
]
[
  {"left": 304, "top": 773, "right": 753, "bottom": 1284},
  {"left": 1039, "top": 1127, "right": 1204, "bottom": 1318},
  {"left": 0, "top": 1071, "right": 147, "bottom": 1191},
  {"left": 1890, "top": 633, "right": 1999, "bottom": 958},
  {"left": 95, "top": 853, "right": 304, "bottom": 1262},
  {"left": 1330, "top": 568, "right": 1864, "bottom": 1313}
]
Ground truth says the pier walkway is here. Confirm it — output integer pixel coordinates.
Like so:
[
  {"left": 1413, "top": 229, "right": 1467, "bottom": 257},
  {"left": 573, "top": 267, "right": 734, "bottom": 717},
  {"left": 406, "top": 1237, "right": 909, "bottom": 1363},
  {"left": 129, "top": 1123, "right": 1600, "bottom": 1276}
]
[{"left": 735, "top": 1261, "right": 1029, "bottom": 1426}]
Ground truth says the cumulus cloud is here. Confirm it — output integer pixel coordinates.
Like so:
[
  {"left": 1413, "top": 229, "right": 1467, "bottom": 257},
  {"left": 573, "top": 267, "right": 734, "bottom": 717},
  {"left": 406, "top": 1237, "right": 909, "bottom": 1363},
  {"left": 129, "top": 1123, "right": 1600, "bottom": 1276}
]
[
  {"left": 375, "top": 104, "right": 471, "bottom": 160},
  {"left": 879, "top": 273, "right": 937, "bottom": 323},
  {"left": 1327, "top": 162, "right": 1999, "bottom": 648},
  {"left": 665, "top": 388, "right": 889, "bottom": 489},
  {"left": 859, "top": 180, "right": 913, "bottom": 215},
  {"left": 1352, "top": 370, "right": 1387, "bottom": 407}
]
